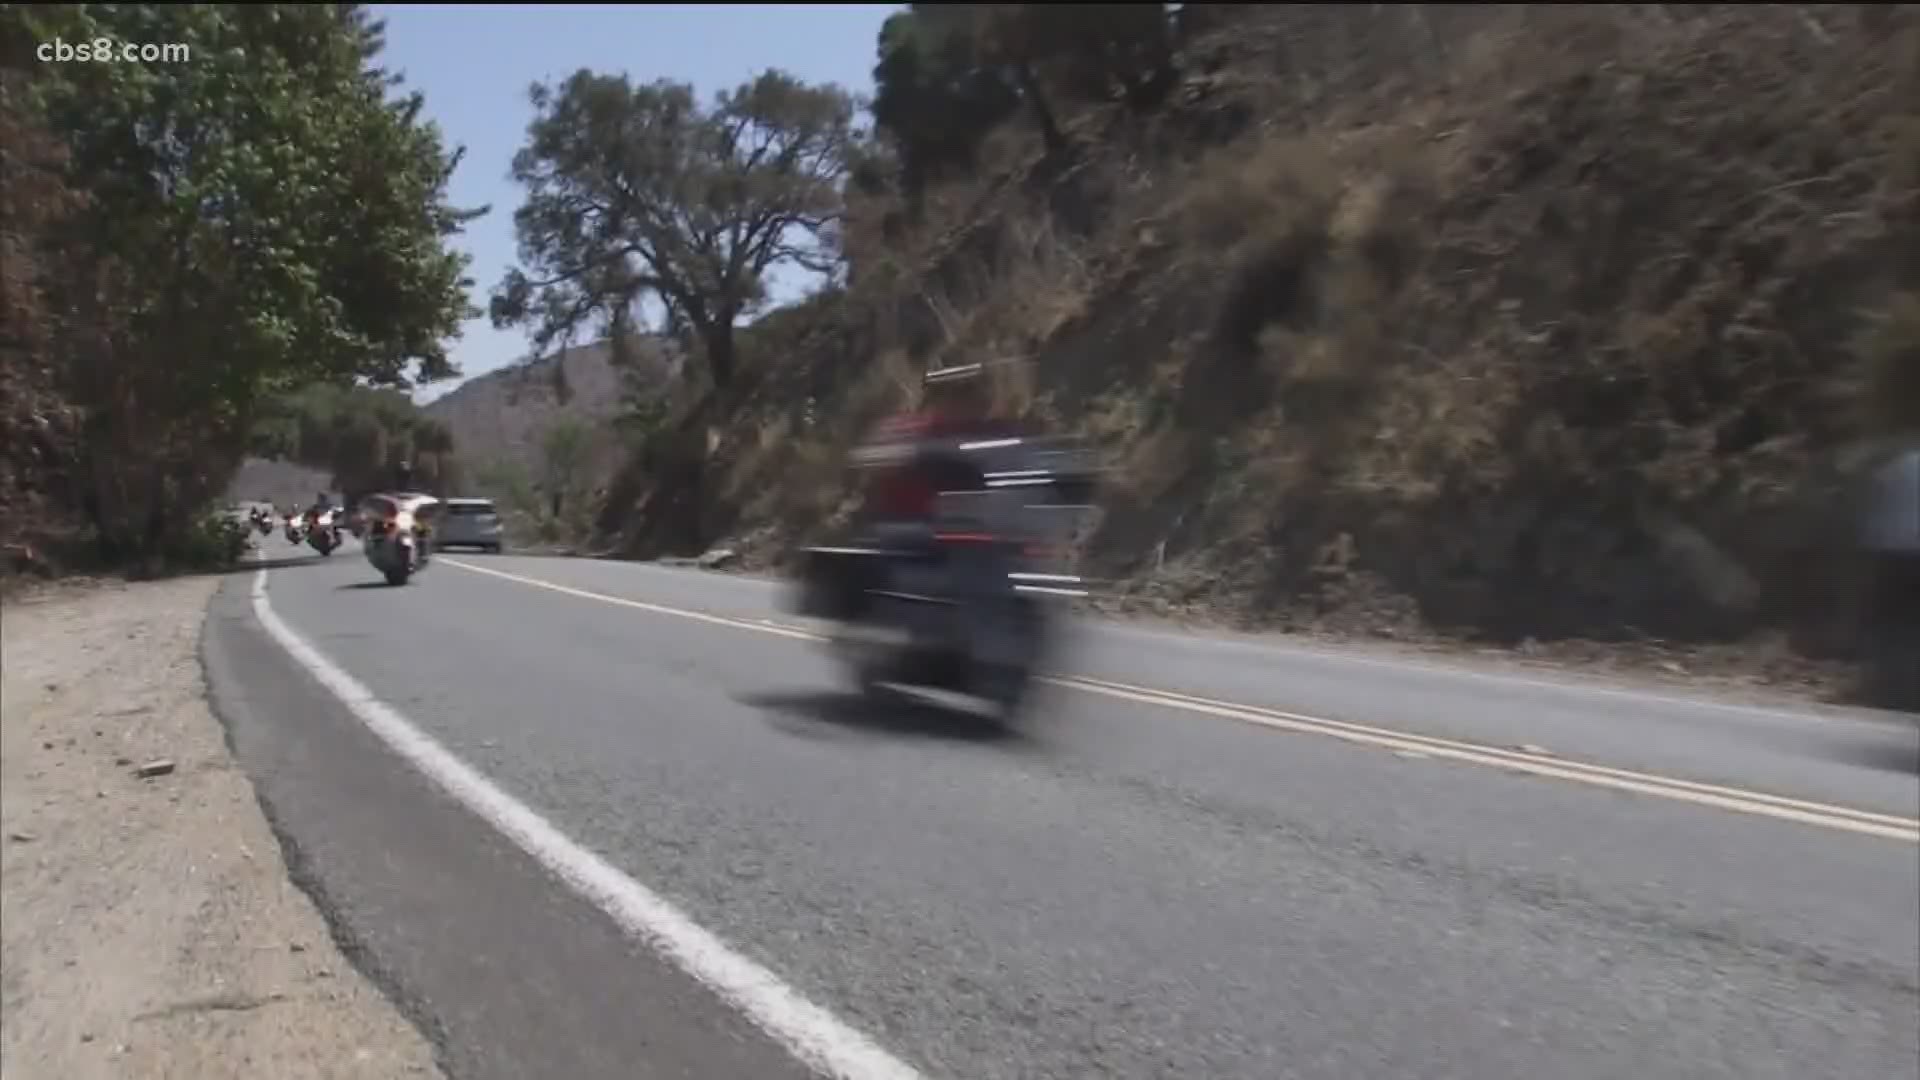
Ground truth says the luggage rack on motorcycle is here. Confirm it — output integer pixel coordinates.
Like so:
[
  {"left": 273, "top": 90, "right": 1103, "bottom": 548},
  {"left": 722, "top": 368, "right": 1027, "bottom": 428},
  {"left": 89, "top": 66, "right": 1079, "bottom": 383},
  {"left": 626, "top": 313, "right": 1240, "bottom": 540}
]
[
  {"left": 793, "top": 423, "right": 1107, "bottom": 618},
  {"left": 932, "top": 464, "right": 1100, "bottom": 597}
]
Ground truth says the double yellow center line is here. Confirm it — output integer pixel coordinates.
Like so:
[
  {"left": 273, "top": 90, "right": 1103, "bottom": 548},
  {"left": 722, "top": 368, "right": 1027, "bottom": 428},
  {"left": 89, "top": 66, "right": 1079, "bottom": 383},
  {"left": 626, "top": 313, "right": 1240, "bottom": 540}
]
[{"left": 440, "top": 558, "right": 1920, "bottom": 844}]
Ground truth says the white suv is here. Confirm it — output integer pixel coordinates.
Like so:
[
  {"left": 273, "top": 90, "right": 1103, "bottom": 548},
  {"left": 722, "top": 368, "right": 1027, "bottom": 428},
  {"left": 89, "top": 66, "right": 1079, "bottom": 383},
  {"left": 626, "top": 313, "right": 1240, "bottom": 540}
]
[{"left": 435, "top": 497, "right": 506, "bottom": 553}]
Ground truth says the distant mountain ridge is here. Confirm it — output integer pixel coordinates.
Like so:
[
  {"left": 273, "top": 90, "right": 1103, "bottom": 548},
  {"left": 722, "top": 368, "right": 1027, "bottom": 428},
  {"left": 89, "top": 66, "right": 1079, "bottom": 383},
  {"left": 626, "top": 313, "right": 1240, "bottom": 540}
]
[
  {"left": 225, "top": 458, "right": 336, "bottom": 508},
  {"left": 424, "top": 336, "right": 680, "bottom": 482}
]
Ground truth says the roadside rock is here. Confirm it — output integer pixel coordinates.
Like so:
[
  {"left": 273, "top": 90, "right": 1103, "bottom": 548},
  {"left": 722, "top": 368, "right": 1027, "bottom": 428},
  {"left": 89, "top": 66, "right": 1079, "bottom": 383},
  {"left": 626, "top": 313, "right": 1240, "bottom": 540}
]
[{"left": 697, "top": 546, "right": 740, "bottom": 570}]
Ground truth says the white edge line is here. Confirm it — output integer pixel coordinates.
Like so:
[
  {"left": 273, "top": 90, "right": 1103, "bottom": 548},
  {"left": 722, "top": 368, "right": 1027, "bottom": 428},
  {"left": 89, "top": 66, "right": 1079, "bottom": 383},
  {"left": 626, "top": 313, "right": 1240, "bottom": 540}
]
[{"left": 247, "top": 563, "right": 923, "bottom": 1080}]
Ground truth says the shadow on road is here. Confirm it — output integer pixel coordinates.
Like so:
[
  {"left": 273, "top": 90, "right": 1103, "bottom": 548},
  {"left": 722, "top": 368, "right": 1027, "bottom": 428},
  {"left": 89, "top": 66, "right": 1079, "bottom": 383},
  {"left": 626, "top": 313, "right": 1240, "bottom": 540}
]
[
  {"left": 335, "top": 581, "right": 396, "bottom": 591},
  {"left": 1807, "top": 728, "right": 1920, "bottom": 776},
  {"left": 736, "top": 688, "right": 1038, "bottom": 748}
]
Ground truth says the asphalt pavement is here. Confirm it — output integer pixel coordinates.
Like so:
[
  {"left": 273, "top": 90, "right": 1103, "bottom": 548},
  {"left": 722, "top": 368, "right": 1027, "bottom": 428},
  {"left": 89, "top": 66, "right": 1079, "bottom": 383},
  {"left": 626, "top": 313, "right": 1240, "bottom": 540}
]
[{"left": 203, "top": 539, "right": 1920, "bottom": 1080}]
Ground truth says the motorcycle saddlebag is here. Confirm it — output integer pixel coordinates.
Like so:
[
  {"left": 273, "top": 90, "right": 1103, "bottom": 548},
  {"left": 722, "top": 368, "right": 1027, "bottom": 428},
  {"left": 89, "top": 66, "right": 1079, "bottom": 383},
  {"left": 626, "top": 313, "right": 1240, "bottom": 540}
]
[{"left": 790, "top": 545, "right": 888, "bottom": 619}]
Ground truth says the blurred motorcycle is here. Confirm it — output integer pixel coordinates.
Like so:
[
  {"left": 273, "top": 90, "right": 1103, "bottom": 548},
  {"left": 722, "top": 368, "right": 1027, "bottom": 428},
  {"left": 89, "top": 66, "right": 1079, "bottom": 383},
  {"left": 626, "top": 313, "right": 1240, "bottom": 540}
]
[
  {"left": 1853, "top": 442, "right": 1920, "bottom": 712},
  {"left": 283, "top": 515, "right": 305, "bottom": 545},
  {"left": 362, "top": 493, "right": 438, "bottom": 586},
  {"left": 789, "top": 432, "right": 1101, "bottom": 721},
  {"left": 305, "top": 509, "right": 342, "bottom": 556}
]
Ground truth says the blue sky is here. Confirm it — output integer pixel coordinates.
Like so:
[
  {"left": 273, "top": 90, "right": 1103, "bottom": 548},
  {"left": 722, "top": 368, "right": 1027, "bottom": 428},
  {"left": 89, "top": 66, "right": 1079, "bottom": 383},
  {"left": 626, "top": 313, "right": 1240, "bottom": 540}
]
[{"left": 371, "top": 3, "right": 902, "bottom": 402}]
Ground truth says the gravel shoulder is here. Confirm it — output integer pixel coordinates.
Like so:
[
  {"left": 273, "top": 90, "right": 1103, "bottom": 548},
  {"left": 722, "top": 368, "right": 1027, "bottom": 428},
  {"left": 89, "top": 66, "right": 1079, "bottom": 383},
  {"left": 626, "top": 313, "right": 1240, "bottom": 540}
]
[{"left": 1, "top": 575, "right": 444, "bottom": 1080}]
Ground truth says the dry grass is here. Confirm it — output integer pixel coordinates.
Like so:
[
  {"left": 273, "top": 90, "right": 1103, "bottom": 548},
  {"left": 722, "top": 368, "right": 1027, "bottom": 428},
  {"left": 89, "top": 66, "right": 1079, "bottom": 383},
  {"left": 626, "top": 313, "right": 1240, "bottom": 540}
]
[
  {"left": 1069, "top": 4, "right": 1918, "bottom": 645},
  {"left": 1169, "top": 135, "right": 1341, "bottom": 255},
  {"left": 916, "top": 211, "right": 1099, "bottom": 378},
  {"left": 1851, "top": 291, "right": 1920, "bottom": 437}
]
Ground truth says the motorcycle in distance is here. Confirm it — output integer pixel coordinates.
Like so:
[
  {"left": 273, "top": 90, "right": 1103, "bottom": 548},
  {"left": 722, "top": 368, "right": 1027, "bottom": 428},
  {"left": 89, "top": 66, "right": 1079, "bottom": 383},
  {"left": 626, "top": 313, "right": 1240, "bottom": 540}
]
[
  {"left": 250, "top": 507, "right": 275, "bottom": 536},
  {"left": 305, "top": 508, "right": 343, "bottom": 556},
  {"left": 283, "top": 514, "right": 305, "bottom": 546},
  {"left": 788, "top": 433, "right": 1102, "bottom": 723},
  {"left": 361, "top": 493, "right": 438, "bottom": 586}
]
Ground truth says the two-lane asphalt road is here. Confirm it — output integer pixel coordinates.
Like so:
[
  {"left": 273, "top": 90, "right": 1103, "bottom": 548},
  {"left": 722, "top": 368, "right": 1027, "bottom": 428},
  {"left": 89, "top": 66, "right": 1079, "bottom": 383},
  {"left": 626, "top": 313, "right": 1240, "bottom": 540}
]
[{"left": 202, "top": 543, "right": 1920, "bottom": 1080}]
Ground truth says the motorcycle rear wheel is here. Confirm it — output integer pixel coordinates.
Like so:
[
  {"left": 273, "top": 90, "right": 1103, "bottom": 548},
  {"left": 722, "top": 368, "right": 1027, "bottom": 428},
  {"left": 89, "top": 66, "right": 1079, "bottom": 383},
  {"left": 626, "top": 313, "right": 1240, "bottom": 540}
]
[
  {"left": 830, "top": 621, "right": 894, "bottom": 699},
  {"left": 970, "top": 597, "right": 1044, "bottom": 721}
]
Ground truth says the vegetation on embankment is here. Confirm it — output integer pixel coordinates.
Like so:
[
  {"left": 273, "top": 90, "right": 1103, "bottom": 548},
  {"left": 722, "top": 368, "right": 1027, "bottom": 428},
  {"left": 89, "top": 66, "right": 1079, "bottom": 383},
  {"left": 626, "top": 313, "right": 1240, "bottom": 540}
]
[
  {"left": 475, "top": 5, "right": 1917, "bottom": 691},
  {"left": 8, "top": 4, "right": 1915, "bottom": 698},
  {"left": 2, "top": 4, "right": 480, "bottom": 584},
  {"left": 421, "top": 337, "right": 682, "bottom": 550}
]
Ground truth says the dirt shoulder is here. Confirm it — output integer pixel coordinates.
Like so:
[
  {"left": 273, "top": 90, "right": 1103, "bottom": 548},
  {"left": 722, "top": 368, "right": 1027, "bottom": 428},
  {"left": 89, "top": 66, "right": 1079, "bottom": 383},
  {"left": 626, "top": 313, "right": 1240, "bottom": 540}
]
[{"left": 1, "top": 575, "right": 445, "bottom": 1080}]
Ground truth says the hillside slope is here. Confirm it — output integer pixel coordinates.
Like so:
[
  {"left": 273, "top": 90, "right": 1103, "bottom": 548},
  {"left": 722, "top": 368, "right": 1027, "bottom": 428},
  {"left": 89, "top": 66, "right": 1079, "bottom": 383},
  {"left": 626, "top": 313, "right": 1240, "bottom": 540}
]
[
  {"left": 224, "top": 459, "right": 337, "bottom": 509},
  {"left": 597, "top": 5, "right": 1918, "bottom": 686},
  {"left": 423, "top": 337, "right": 680, "bottom": 487}
]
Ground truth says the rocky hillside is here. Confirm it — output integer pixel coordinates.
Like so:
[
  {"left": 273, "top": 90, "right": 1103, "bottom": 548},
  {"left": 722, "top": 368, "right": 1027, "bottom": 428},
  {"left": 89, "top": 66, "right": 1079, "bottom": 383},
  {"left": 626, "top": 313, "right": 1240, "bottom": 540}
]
[{"left": 590, "top": 5, "right": 1917, "bottom": 691}]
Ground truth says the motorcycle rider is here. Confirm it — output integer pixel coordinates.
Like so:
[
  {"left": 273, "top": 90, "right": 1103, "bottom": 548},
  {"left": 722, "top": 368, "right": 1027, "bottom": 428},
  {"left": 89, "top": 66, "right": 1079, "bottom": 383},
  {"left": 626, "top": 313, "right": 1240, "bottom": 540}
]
[
  {"left": 387, "top": 459, "right": 434, "bottom": 560},
  {"left": 799, "top": 361, "right": 1079, "bottom": 715},
  {"left": 847, "top": 363, "right": 1034, "bottom": 613},
  {"left": 854, "top": 363, "right": 1026, "bottom": 536}
]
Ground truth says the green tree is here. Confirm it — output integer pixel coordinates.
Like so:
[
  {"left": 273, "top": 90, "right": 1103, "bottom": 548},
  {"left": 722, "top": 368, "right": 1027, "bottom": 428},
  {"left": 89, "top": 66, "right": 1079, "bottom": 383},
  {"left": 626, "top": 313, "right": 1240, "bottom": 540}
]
[
  {"left": 250, "top": 381, "right": 461, "bottom": 504},
  {"left": 1, "top": 52, "right": 91, "bottom": 567},
  {"left": 869, "top": 5, "right": 1177, "bottom": 196},
  {"left": 476, "top": 457, "right": 537, "bottom": 511},
  {"left": 490, "top": 69, "right": 857, "bottom": 391},
  {"left": 1009, "top": 4, "right": 1178, "bottom": 112},
  {"left": 870, "top": 9, "right": 1021, "bottom": 198},
  {"left": 539, "top": 417, "right": 592, "bottom": 522},
  {"left": 9, "top": 3, "right": 481, "bottom": 561},
  {"left": 944, "top": 5, "right": 1069, "bottom": 154}
]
